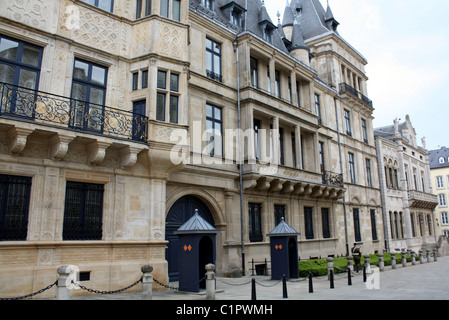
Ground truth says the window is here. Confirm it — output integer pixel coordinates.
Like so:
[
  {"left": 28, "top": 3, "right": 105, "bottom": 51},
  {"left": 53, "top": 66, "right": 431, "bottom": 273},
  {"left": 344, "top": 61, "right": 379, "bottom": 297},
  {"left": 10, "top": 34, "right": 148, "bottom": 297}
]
[
  {"left": 439, "top": 157, "right": 445, "bottom": 164},
  {"left": 136, "top": 0, "right": 151, "bottom": 18},
  {"left": 370, "top": 209, "right": 378, "bottom": 241},
  {"left": 291, "top": 132, "right": 297, "bottom": 168},
  {"left": 0, "top": 175, "right": 32, "bottom": 241},
  {"left": 201, "top": 0, "right": 214, "bottom": 10},
  {"left": 266, "top": 67, "right": 271, "bottom": 94},
  {"left": 315, "top": 94, "right": 322, "bottom": 124},
  {"left": 160, "top": 0, "right": 169, "bottom": 18},
  {"left": 71, "top": 59, "right": 108, "bottom": 133},
  {"left": 319, "top": 141, "right": 325, "bottom": 174},
  {"left": 206, "top": 38, "right": 222, "bottom": 82},
  {"left": 437, "top": 176, "right": 444, "bottom": 189},
  {"left": 321, "top": 208, "right": 330, "bottom": 239},
  {"left": 81, "top": 0, "right": 114, "bottom": 12},
  {"left": 250, "top": 57, "right": 258, "bottom": 88},
  {"left": 249, "top": 203, "right": 262, "bottom": 242},
  {"left": 275, "top": 70, "right": 281, "bottom": 98},
  {"left": 304, "top": 207, "right": 314, "bottom": 239},
  {"left": 254, "top": 119, "right": 261, "bottom": 160},
  {"left": 206, "top": 104, "right": 223, "bottom": 157},
  {"left": 353, "top": 208, "right": 361, "bottom": 242},
  {"left": 0, "top": 35, "right": 43, "bottom": 116},
  {"left": 441, "top": 212, "right": 449, "bottom": 225},
  {"left": 263, "top": 25, "right": 274, "bottom": 43},
  {"left": 142, "top": 70, "right": 148, "bottom": 89},
  {"left": 348, "top": 152, "right": 356, "bottom": 184},
  {"left": 366, "top": 158, "right": 372, "bottom": 188},
  {"left": 274, "top": 205, "right": 286, "bottom": 226},
  {"left": 296, "top": 81, "right": 301, "bottom": 108},
  {"left": 231, "top": 8, "right": 242, "bottom": 27},
  {"left": 344, "top": 109, "right": 352, "bottom": 136},
  {"left": 361, "top": 118, "right": 368, "bottom": 143},
  {"left": 439, "top": 194, "right": 447, "bottom": 207},
  {"left": 279, "top": 128, "right": 284, "bottom": 166},
  {"left": 156, "top": 70, "right": 179, "bottom": 123},
  {"left": 63, "top": 181, "right": 104, "bottom": 240},
  {"left": 288, "top": 77, "right": 292, "bottom": 103},
  {"left": 172, "top": 0, "right": 181, "bottom": 21},
  {"left": 132, "top": 72, "right": 138, "bottom": 91},
  {"left": 132, "top": 100, "right": 147, "bottom": 141}
]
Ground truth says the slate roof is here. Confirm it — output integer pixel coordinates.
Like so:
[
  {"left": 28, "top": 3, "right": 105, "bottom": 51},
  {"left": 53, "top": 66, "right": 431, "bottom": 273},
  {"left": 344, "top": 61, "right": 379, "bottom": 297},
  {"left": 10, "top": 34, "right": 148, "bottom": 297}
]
[
  {"left": 176, "top": 209, "right": 218, "bottom": 234},
  {"left": 267, "top": 218, "right": 300, "bottom": 237},
  {"left": 429, "top": 147, "right": 449, "bottom": 169}
]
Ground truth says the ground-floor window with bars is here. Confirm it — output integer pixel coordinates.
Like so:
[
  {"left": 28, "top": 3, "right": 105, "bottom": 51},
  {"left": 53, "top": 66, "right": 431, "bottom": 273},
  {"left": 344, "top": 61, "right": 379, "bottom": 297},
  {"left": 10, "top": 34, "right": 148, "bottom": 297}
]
[
  {"left": 63, "top": 181, "right": 104, "bottom": 241},
  {"left": 0, "top": 174, "right": 32, "bottom": 241}
]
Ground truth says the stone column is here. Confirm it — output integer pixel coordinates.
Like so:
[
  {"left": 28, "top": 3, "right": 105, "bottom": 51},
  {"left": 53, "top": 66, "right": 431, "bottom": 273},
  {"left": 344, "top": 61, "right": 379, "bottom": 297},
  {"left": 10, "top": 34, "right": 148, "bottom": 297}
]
[
  {"left": 141, "top": 265, "right": 153, "bottom": 300},
  {"left": 378, "top": 252, "right": 385, "bottom": 271},
  {"left": 205, "top": 264, "right": 216, "bottom": 300},
  {"left": 391, "top": 254, "right": 396, "bottom": 269},
  {"left": 56, "top": 266, "right": 73, "bottom": 300}
]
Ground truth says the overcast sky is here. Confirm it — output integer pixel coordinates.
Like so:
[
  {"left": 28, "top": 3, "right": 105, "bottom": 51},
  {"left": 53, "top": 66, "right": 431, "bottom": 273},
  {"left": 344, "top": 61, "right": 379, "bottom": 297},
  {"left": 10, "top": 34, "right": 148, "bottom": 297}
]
[{"left": 265, "top": 0, "right": 449, "bottom": 151}]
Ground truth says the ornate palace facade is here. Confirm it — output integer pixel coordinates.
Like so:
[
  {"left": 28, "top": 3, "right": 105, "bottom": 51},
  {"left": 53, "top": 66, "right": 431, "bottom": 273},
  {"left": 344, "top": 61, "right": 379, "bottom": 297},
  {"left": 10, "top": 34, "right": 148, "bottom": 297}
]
[{"left": 0, "top": 0, "right": 383, "bottom": 297}]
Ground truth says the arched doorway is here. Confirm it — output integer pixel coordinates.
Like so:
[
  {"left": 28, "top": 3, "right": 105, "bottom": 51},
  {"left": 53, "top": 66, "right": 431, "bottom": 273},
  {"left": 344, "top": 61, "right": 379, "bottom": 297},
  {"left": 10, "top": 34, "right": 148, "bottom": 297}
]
[{"left": 165, "top": 195, "right": 215, "bottom": 281}]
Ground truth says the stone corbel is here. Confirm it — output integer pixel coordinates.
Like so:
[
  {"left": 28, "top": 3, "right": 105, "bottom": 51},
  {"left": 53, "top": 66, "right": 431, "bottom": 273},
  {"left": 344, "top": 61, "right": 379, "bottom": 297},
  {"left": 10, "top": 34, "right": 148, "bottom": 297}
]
[
  {"left": 256, "top": 177, "right": 273, "bottom": 191},
  {"left": 87, "top": 141, "right": 111, "bottom": 166},
  {"left": 281, "top": 181, "right": 294, "bottom": 194},
  {"left": 7, "top": 127, "right": 34, "bottom": 155},
  {"left": 269, "top": 179, "right": 285, "bottom": 193},
  {"left": 50, "top": 134, "right": 75, "bottom": 160},
  {"left": 120, "top": 146, "right": 143, "bottom": 169}
]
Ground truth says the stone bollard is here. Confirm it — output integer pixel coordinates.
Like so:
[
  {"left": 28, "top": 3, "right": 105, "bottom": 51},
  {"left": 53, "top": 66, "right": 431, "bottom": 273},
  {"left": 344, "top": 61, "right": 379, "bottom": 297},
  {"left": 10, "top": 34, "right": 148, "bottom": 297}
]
[
  {"left": 364, "top": 254, "right": 371, "bottom": 272},
  {"left": 141, "top": 265, "right": 153, "bottom": 300},
  {"left": 57, "top": 265, "right": 73, "bottom": 300},
  {"left": 402, "top": 251, "right": 407, "bottom": 267},
  {"left": 419, "top": 250, "right": 424, "bottom": 264},
  {"left": 411, "top": 252, "right": 416, "bottom": 266},
  {"left": 426, "top": 249, "right": 431, "bottom": 263},
  {"left": 205, "top": 264, "right": 216, "bottom": 300},
  {"left": 378, "top": 252, "right": 385, "bottom": 272},
  {"left": 391, "top": 254, "right": 397, "bottom": 269},
  {"left": 327, "top": 257, "right": 334, "bottom": 280},
  {"left": 347, "top": 256, "right": 354, "bottom": 274},
  {"left": 433, "top": 249, "right": 438, "bottom": 262}
]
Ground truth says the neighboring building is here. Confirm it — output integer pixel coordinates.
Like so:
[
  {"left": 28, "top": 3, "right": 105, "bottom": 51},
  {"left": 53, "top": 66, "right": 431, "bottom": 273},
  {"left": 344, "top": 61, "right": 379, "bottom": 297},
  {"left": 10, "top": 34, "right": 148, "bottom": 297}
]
[
  {"left": 375, "top": 115, "right": 438, "bottom": 253},
  {"left": 429, "top": 146, "right": 449, "bottom": 238},
  {"left": 0, "top": 0, "right": 382, "bottom": 298}
]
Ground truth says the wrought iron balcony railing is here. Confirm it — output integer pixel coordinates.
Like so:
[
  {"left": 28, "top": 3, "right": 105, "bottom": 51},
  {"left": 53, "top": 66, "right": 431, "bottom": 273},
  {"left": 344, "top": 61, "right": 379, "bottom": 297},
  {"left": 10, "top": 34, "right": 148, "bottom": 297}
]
[
  {"left": 0, "top": 82, "right": 148, "bottom": 142},
  {"left": 206, "top": 70, "right": 223, "bottom": 82},
  {"left": 338, "top": 82, "right": 373, "bottom": 108}
]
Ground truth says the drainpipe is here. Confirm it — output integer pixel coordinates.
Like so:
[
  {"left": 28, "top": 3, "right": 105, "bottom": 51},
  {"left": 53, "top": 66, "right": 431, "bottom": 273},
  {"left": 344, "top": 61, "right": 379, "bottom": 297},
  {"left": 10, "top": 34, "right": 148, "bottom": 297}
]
[
  {"left": 334, "top": 97, "right": 349, "bottom": 257},
  {"left": 375, "top": 137, "right": 390, "bottom": 252},
  {"left": 234, "top": 39, "right": 245, "bottom": 276}
]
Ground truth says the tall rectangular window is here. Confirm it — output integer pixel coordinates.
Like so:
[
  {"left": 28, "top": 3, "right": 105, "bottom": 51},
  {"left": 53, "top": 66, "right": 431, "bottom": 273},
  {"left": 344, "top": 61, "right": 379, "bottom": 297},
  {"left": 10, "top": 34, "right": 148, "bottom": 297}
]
[
  {"left": 319, "top": 141, "right": 325, "bottom": 174},
  {"left": 250, "top": 57, "right": 258, "bottom": 88},
  {"left": 291, "top": 132, "right": 297, "bottom": 168},
  {"left": 439, "top": 194, "right": 447, "bottom": 207},
  {"left": 437, "top": 176, "right": 444, "bottom": 189},
  {"left": 249, "top": 203, "right": 262, "bottom": 242},
  {"left": 160, "top": 0, "right": 169, "bottom": 18},
  {"left": 0, "top": 175, "right": 32, "bottom": 241},
  {"left": 361, "top": 118, "right": 368, "bottom": 143},
  {"left": 353, "top": 208, "right": 361, "bottom": 242},
  {"left": 172, "top": 0, "right": 181, "bottom": 21},
  {"left": 296, "top": 81, "right": 301, "bottom": 108},
  {"left": 206, "top": 104, "right": 223, "bottom": 157},
  {"left": 63, "top": 181, "right": 104, "bottom": 241},
  {"left": 275, "top": 70, "right": 281, "bottom": 98},
  {"left": 206, "top": 38, "right": 222, "bottom": 82},
  {"left": 0, "top": 35, "right": 43, "bottom": 117},
  {"left": 344, "top": 109, "right": 352, "bottom": 136},
  {"left": 304, "top": 207, "right": 314, "bottom": 240},
  {"left": 315, "top": 94, "right": 322, "bottom": 124},
  {"left": 348, "top": 152, "right": 356, "bottom": 184},
  {"left": 366, "top": 158, "right": 373, "bottom": 187},
  {"left": 321, "top": 208, "right": 330, "bottom": 239},
  {"left": 279, "top": 127, "right": 284, "bottom": 166},
  {"left": 254, "top": 118, "right": 261, "bottom": 160},
  {"left": 274, "top": 204, "right": 286, "bottom": 226},
  {"left": 156, "top": 70, "right": 179, "bottom": 123},
  {"left": 71, "top": 59, "right": 108, "bottom": 133},
  {"left": 136, "top": 0, "right": 151, "bottom": 18},
  {"left": 370, "top": 209, "right": 378, "bottom": 241},
  {"left": 266, "top": 67, "right": 271, "bottom": 94},
  {"left": 442, "top": 212, "right": 449, "bottom": 225},
  {"left": 132, "top": 100, "right": 147, "bottom": 141}
]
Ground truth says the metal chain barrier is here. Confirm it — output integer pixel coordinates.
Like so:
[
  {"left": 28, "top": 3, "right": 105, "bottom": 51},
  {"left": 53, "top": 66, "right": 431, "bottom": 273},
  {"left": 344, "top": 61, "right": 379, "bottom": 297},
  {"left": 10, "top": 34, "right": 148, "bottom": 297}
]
[
  {"left": 71, "top": 277, "right": 142, "bottom": 295},
  {"left": 0, "top": 280, "right": 58, "bottom": 301},
  {"left": 153, "top": 276, "right": 206, "bottom": 292}
]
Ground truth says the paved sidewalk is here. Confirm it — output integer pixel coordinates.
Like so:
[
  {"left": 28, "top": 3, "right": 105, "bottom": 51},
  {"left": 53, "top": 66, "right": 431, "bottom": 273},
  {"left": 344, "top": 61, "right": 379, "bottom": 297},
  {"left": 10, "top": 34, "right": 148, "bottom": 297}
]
[{"left": 66, "top": 256, "right": 449, "bottom": 300}]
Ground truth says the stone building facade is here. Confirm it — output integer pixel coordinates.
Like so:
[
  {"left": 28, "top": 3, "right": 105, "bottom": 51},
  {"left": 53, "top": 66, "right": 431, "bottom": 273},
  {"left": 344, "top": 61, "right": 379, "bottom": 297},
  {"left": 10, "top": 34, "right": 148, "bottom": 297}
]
[
  {"left": 375, "top": 116, "right": 438, "bottom": 253},
  {"left": 429, "top": 146, "right": 449, "bottom": 238},
  {"left": 0, "top": 0, "right": 383, "bottom": 298}
]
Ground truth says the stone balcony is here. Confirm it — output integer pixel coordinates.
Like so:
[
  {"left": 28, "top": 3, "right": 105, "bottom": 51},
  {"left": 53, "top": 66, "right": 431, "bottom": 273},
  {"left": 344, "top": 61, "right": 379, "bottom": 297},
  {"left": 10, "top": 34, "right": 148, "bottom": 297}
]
[
  {"left": 242, "top": 163, "right": 345, "bottom": 200},
  {"left": 0, "top": 82, "right": 148, "bottom": 169},
  {"left": 407, "top": 190, "right": 439, "bottom": 210}
]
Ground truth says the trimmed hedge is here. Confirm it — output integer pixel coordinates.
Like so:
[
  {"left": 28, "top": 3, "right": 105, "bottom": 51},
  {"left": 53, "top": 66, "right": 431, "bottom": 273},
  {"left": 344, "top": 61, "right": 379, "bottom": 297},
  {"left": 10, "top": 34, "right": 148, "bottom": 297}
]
[{"left": 298, "top": 253, "right": 420, "bottom": 277}]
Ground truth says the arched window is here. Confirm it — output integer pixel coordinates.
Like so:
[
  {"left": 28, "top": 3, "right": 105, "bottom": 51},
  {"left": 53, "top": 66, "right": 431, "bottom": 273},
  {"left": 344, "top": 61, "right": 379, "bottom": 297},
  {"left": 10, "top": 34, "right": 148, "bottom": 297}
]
[{"left": 439, "top": 157, "right": 445, "bottom": 164}]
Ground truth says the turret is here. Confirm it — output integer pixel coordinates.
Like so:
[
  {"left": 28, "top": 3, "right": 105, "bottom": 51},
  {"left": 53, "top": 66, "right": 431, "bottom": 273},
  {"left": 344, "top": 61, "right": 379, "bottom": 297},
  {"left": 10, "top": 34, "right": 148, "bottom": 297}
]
[{"left": 289, "top": 19, "right": 310, "bottom": 66}]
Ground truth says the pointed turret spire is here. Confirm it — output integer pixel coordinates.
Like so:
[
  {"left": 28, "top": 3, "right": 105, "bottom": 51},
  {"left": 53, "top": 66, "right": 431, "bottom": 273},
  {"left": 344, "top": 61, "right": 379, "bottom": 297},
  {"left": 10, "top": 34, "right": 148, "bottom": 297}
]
[
  {"left": 290, "top": 19, "right": 308, "bottom": 52},
  {"left": 324, "top": 0, "right": 339, "bottom": 31},
  {"left": 282, "top": 0, "right": 295, "bottom": 27}
]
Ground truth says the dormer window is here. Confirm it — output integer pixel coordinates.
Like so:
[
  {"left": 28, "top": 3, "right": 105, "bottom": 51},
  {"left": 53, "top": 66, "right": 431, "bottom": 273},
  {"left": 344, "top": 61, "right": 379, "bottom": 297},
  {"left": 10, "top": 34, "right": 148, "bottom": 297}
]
[
  {"left": 202, "top": 0, "right": 214, "bottom": 10},
  {"left": 440, "top": 157, "right": 445, "bottom": 164},
  {"left": 263, "top": 25, "right": 274, "bottom": 43},
  {"left": 231, "top": 8, "right": 242, "bottom": 27}
]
